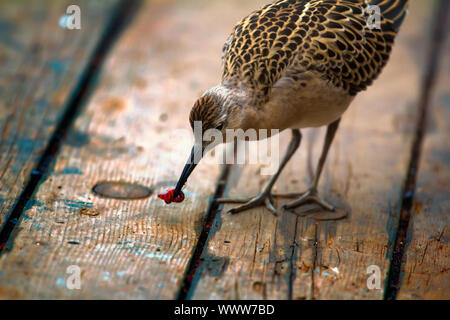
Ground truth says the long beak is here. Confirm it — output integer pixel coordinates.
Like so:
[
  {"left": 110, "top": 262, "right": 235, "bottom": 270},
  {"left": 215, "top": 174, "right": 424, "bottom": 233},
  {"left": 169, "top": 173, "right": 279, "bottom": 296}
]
[{"left": 174, "top": 145, "right": 203, "bottom": 197}]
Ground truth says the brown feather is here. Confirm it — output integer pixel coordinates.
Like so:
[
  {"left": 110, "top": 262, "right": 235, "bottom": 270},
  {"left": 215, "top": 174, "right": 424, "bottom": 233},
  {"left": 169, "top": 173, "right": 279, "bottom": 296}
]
[{"left": 221, "top": 0, "right": 408, "bottom": 103}]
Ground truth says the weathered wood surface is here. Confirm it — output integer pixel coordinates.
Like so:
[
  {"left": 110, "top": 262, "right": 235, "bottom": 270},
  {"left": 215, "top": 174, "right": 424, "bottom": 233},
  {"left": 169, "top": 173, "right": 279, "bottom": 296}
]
[
  {"left": 189, "top": 1, "right": 439, "bottom": 300},
  {"left": 397, "top": 18, "right": 450, "bottom": 300},
  {"left": 0, "top": 0, "right": 256, "bottom": 299},
  {"left": 0, "top": 0, "right": 118, "bottom": 227},
  {"left": 0, "top": 0, "right": 448, "bottom": 300}
]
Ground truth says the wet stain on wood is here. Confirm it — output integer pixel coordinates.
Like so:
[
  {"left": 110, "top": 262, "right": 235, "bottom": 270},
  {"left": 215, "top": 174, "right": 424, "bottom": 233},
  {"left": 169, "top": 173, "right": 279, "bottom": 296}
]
[
  {"left": 92, "top": 180, "right": 152, "bottom": 200},
  {"left": 289, "top": 205, "right": 349, "bottom": 221}
]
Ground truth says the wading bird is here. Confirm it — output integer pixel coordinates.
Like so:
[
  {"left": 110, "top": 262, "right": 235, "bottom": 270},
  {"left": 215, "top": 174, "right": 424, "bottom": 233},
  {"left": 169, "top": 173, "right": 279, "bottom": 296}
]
[{"left": 162, "top": 0, "right": 408, "bottom": 216}]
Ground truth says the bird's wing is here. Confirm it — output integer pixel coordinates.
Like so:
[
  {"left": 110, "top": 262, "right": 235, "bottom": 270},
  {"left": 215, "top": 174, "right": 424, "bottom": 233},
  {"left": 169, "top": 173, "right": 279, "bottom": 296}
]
[{"left": 221, "top": 0, "right": 408, "bottom": 101}]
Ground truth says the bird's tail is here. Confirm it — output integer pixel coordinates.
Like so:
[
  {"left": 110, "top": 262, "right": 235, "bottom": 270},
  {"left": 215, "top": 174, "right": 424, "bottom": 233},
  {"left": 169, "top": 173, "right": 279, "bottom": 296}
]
[{"left": 368, "top": 0, "right": 409, "bottom": 32}]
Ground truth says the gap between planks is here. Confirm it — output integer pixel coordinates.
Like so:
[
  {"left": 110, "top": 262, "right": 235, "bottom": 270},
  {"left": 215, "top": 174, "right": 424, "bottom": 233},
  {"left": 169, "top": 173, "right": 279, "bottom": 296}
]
[
  {"left": 384, "top": 0, "right": 449, "bottom": 300},
  {"left": 177, "top": 164, "right": 231, "bottom": 300}
]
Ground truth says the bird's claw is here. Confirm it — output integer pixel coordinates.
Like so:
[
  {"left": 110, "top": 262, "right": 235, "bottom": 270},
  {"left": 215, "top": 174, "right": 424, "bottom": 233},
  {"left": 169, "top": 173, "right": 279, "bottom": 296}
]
[
  {"left": 216, "top": 193, "right": 278, "bottom": 216},
  {"left": 282, "top": 189, "right": 335, "bottom": 212}
]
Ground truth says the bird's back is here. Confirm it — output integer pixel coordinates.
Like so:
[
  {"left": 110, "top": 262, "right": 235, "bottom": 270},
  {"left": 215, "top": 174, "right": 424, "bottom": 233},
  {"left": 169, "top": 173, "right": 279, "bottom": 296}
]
[{"left": 222, "top": 0, "right": 408, "bottom": 103}]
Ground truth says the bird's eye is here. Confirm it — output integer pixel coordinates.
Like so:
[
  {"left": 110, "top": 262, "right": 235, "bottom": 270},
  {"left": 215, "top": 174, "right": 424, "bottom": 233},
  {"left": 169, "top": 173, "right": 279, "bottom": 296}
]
[{"left": 216, "top": 124, "right": 223, "bottom": 131}]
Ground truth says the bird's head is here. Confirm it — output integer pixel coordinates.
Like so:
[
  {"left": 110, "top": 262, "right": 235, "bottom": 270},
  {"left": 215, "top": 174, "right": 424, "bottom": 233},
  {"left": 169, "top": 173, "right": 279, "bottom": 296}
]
[
  {"left": 173, "top": 84, "right": 250, "bottom": 197},
  {"left": 189, "top": 95, "right": 227, "bottom": 135},
  {"left": 173, "top": 93, "right": 229, "bottom": 197}
]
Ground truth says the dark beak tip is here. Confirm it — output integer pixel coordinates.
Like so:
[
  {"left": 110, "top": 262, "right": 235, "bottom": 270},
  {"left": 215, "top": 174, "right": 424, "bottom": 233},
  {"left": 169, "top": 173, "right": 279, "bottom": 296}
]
[{"left": 174, "top": 145, "right": 201, "bottom": 196}]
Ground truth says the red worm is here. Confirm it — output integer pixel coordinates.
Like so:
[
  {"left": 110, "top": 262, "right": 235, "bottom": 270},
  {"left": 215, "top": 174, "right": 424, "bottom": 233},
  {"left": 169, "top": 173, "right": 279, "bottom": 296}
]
[{"left": 158, "top": 189, "right": 185, "bottom": 204}]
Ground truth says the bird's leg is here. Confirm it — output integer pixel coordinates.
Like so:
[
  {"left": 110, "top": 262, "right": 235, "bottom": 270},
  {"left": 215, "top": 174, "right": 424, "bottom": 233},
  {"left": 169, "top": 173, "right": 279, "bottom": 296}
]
[
  {"left": 216, "top": 129, "right": 302, "bottom": 216},
  {"left": 282, "top": 118, "right": 341, "bottom": 212}
]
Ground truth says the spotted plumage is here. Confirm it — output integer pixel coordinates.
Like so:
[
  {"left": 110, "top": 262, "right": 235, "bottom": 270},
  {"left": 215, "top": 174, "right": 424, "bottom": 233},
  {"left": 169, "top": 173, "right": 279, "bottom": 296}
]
[
  {"left": 222, "top": 0, "right": 408, "bottom": 101},
  {"left": 172, "top": 0, "right": 409, "bottom": 215}
]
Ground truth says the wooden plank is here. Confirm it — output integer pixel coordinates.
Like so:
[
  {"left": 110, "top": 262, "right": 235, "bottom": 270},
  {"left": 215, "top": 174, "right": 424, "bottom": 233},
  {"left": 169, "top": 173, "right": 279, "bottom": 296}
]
[
  {"left": 190, "top": 1, "right": 438, "bottom": 300},
  {"left": 0, "top": 0, "right": 256, "bottom": 299},
  {"left": 0, "top": 0, "right": 118, "bottom": 227},
  {"left": 397, "top": 17, "right": 450, "bottom": 300}
]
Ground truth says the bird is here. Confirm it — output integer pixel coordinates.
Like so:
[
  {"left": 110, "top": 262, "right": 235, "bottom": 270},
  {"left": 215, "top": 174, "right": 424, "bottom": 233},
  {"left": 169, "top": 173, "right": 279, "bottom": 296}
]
[{"left": 167, "top": 0, "right": 409, "bottom": 216}]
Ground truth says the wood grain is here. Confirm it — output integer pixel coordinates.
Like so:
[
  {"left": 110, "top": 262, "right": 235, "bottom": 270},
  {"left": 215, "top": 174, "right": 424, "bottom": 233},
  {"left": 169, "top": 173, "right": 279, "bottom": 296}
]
[
  {"left": 0, "top": 0, "right": 447, "bottom": 300},
  {"left": 0, "top": 0, "right": 118, "bottom": 227},
  {"left": 0, "top": 0, "right": 260, "bottom": 299},
  {"left": 397, "top": 16, "right": 450, "bottom": 300},
  {"left": 189, "top": 0, "right": 439, "bottom": 300}
]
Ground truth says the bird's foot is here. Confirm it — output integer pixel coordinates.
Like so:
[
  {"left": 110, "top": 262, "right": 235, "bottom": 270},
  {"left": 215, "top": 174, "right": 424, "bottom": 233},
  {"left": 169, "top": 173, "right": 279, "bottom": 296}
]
[
  {"left": 216, "top": 191, "right": 278, "bottom": 216},
  {"left": 279, "top": 189, "right": 346, "bottom": 221},
  {"left": 282, "top": 189, "right": 335, "bottom": 211}
]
